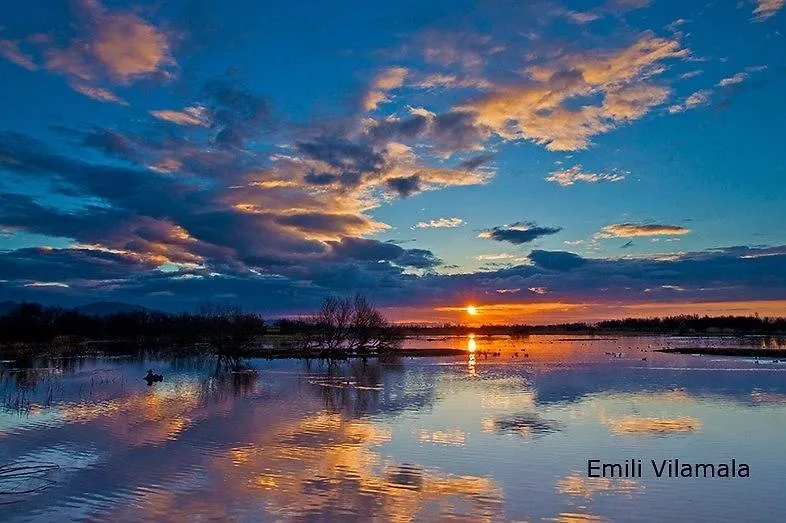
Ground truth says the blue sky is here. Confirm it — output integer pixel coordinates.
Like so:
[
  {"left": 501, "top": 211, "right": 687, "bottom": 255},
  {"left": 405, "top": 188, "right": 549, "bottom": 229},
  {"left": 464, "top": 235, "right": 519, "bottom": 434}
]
[{"left": 0, "top": 0, "right": 784, "bottom": 321}]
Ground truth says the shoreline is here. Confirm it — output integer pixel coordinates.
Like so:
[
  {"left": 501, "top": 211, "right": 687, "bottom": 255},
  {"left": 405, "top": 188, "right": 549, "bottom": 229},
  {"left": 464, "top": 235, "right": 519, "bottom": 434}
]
[{"left": 656, "top": 347, "right": 786, "bottom": 357}]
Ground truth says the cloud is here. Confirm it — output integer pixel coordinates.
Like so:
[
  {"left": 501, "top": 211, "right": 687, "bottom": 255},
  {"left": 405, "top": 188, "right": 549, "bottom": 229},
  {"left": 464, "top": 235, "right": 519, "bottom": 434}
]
[
  {"left": 363, "top": 67, "right": 408, "bottom": 111},
  {"left": 72, "top": 84, "right": 128, "bottom": 105},
  {"left": 751, "top": 0, "right": 784, "bottom": 22},
  {"left": 326, "top": 237, "right": 441, "bottom": 269},
  {"left": 546, "top": 165, "right": 627, "bottom": 186},
  {"left": 412, "top": 73, "right": 492, "bottom": 90},
  {"left": 462, "top": 32, "right": 686, "bottom": 151},
  {"left": 419, "top": 31, "right": 503, "bottom": 70},
  {"left": 202, "top": 76, "right": 274, "bottom": 147},
  {"left": 479, "top": 222, "right": 562, "bottom": 244},
  {"left": 718, "top": 73, "right": 748, "bottom": 87},
  {"left": 150, "top": 106, "right": 210, "bottom": 126},
  {"left": 413, "top": 217, "right": 465, "bottom": 229},
  {"left": 527, "top": 250, "right": 586, "bottom": 271},
  {"left": 89, "top": 10, "right": 173, "bottom": 82},
  {"left": 386, "top": 175, "right": 421, "bottom": 197},
  {"left": 0, "top": 38, "right": 37, "bottom": 70},
  {"left": 0, "top": 0, "right": 175, "bottom": 103},
  {"left": 598, "top": 223, "right": 691, "bottom": 238},
  {"left": 475, "top": 253, "right": 529, "bottom": 262},
  {"left": 679, "top": 70, "right": 702, "bottom": 80},
  {"left": 559, "top": 11, "right": 602, "bottom": 24},
  {"left": 365, "top": 109, "right": 492, "bottom": 157},
  {"left": 668, "top": 89, "right": 711, "bottom": 113}
]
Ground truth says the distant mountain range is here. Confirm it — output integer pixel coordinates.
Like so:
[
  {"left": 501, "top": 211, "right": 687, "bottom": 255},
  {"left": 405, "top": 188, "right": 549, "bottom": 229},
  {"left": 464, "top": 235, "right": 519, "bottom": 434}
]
[{"left": 0, "top": 300, "right": 155, "bottom": 316}]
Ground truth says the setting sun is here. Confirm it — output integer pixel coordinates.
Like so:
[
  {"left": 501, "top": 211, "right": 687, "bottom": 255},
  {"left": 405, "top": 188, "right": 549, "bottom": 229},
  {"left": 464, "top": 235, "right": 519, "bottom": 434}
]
[{"left": 466, "top": 305, "right": 478, "bottom": 315}]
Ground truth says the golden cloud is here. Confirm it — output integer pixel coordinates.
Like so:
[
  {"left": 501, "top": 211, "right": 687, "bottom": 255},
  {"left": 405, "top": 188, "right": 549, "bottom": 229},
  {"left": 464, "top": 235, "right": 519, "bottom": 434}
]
[
  {"left": 462, "top": 32, "right": 686, "bottom": 151},
  {"left": 363, "top": 66, "right": 408, "bottom": 110},
  {"left": 598, "top": 223, "right": 690, "bottom": 238}
]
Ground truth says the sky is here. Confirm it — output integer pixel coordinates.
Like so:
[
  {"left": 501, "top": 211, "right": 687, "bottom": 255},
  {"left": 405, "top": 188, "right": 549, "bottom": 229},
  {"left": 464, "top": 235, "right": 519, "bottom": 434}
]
[{"left": 0, "top": 0, "right": 785, "bottom": 324}]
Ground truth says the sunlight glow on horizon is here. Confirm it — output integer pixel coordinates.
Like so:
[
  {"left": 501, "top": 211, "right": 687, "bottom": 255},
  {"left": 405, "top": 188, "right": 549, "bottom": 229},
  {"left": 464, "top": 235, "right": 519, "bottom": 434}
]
[{"left": 380, "top": 299, "right": 786, "bottom": 325}]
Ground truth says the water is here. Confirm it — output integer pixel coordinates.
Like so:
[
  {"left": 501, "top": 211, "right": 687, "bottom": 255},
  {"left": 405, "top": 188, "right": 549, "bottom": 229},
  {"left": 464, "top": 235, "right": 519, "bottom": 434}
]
[{"left": 2, "top": 335, "right": 786, "bottom": 521}]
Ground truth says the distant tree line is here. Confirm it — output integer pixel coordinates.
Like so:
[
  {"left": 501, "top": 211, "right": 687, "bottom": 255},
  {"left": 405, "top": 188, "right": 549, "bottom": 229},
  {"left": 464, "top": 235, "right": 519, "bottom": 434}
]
[
  {"left": 0, "top": 302, "right": 265, "bottom": 353},
  {"left": 398, "top": 314, "right": 786, "bottom": 336},
  {"left": 0, "top": 295, "right": 403, "bottom": 357}
]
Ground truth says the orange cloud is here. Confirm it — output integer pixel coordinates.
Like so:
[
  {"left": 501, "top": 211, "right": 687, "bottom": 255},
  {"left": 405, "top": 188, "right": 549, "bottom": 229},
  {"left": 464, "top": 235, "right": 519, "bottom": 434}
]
[
  {"left": 598, "top": 223, "right": 690, "bottom": 238},
  {"left": 150, "top": 106, "right": 210, "bottom": 126},
  {"left": 7, "top": 0, "right": 175, "bottom": 103},
  {"left": 752, "top": 0, "right": 784, "bottom": 22},
  {"left": 90, "top": 11, "right": 173, "bottom": 82},
  {"left": 463, "top": 32, "right": 686, "bottom": 151},
  {"left": 363, "top": 67, "right": 408, "bottom": 110}
]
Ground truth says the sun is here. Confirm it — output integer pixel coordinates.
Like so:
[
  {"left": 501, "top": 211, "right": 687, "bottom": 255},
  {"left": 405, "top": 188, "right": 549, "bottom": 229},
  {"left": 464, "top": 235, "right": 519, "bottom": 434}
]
[{"left": 466, "top": 305, "right": 478, "bottom": 315}]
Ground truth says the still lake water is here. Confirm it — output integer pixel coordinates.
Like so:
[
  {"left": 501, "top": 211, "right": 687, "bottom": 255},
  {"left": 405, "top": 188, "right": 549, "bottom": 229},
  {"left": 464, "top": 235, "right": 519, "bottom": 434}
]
[{"left": 2, "top": 335, "right": 786, "bottom": 522}]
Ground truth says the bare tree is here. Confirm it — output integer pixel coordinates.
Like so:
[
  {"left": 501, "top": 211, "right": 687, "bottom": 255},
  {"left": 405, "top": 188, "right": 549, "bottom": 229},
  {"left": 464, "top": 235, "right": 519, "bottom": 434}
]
[{"left": 301, "top": 293, "right": 402, "bottom": 355}]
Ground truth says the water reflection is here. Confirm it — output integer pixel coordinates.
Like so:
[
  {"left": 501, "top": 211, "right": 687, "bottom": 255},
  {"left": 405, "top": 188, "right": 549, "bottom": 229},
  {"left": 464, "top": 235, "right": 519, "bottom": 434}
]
[{"left": 2, "top": 335, "right": 786, "bottom": 521}]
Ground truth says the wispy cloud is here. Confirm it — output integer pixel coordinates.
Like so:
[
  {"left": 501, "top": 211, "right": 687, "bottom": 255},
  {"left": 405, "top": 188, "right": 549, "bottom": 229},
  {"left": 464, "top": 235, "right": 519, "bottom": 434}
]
[
  {"left": 598, "top": 223, "right": 691, "bottom": 238},
  {"left": 717, "top": 72, "right": 748, "bottom": 87},
  {"left": 546, "top": 165, "right": 627, "bottom": 186},
  {"left": 476, "top": 253, "right": 529, "bottom": 262},
  {"left": 363, "top": 67, "right": 408, "bottom": 111},
  {"left": 72, "top": 84, "right": 128, "bottom": 105},
  {"left": 751, "top": 0, "right": 784, "bottom": 22},
  {"left": 0, "top": 38, "right": 37, "bottom": 70},
  {"left": 413, "top": 217, "right": 465, "bottom": 229},
  {"left": 150, "top": 106, "right": 211, "bottom": 126},
  {"left": 668, "top": 89, "right": 711, "bottom": 113}
]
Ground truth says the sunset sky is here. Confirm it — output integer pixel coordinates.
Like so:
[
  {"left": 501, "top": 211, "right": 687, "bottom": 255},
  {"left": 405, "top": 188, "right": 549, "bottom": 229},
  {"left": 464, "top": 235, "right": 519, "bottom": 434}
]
[{"left": 1, "top": 0, "right": 784, "bottom": 323}]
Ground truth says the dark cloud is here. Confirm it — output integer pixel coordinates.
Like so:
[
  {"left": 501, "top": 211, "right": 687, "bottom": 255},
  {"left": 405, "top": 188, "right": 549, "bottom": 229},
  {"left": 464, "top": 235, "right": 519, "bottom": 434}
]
[
  {"left": 386, "top": 175, "right": 421, "bottom": 197},
  {"left": 528, "top": 250, "right": 586, "bottom": 271},
  {"left": 0, "top": 243, "right": 785, "bottom": 313},
  {"left": 326, "top": 237, "right": 440, "bottom": 269},
  {"left": 81, "top": 128, "right": 141, "bottom": 163},
  {"left": 202, "top": 75, "right": 274, "bottom": 148},
  {"left": 458, "top": 154, "right": 494, "bottom": 171},
  {"left": 480, "top": 222, "right": 562, "bottom": 244},
  {"left": 303, "top": 171, "right": 338, "bottom": 185},
  {"left": 365, "top": 110, "right": 489, "bottom": 156},
  {"left": 296, "top": 137, "right": 384, "bottom": 176}
]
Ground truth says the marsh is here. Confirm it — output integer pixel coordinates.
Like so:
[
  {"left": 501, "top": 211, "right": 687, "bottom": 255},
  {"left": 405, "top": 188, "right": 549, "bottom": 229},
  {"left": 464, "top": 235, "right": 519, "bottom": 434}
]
[{"left": 1, "top": 334, "right": 785, "bottom": 521}]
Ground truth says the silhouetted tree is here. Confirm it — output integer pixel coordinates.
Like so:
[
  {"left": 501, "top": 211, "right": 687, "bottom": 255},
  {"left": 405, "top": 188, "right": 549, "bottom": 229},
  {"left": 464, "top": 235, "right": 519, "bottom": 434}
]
[{"left": 297, "top": 293, "right": 403, "bottom": 355}]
